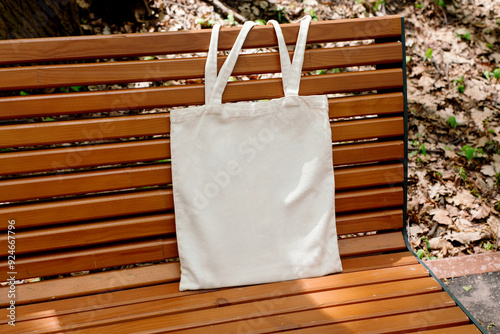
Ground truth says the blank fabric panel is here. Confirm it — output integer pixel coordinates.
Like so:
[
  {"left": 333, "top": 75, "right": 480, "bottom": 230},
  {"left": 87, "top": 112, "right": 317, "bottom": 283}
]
[{"left": 170, "top": 16, "right": 342, "bottom": 291}]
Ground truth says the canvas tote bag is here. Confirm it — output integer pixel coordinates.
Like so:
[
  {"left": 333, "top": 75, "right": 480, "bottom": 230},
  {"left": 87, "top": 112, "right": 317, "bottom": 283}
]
[{"left": 170, "top": 16, "right": 342, "bottom": 291}]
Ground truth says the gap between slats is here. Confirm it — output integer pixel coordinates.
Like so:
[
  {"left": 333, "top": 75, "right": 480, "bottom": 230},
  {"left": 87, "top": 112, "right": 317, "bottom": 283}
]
[
  {"left": 0, "top": 16, "right": 402, "bottom": 64},
  {"left": 0, "top": 252, "right": 419, "bottom": 309},
  {"left": 0, "top": 162, "right": 404, "bottom": 202},
  {"left": 0, "top": 68, "right": 403, "bottom": 119},
  {"left": 0, "top": 92, "right": 403, "bottom": 148},
  {"left": 0, "top": 43, "right": 402, "bottom": 90},
  {"left": 0, "top": 230, "right": 406, "bottom": 282}
]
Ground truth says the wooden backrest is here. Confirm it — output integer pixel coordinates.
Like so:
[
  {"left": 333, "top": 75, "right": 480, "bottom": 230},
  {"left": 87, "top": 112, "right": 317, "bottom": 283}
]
[{"left": 0, "top": 16, "right": 407, "bottom": 282}]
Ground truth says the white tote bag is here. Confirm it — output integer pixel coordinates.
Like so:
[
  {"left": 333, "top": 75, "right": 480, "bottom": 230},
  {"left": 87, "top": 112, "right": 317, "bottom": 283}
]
[{"left": 170, "top": 16, "right": 342, "bottom": 291}]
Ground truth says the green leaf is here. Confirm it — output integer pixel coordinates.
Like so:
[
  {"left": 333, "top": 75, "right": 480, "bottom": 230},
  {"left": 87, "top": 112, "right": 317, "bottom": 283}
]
[
  {"left": 419, "top": 143, "right": 427, "bottom": 157},
  {"left": 424, "top": 48, "right": 433, "bottom": 60},
  {"left": 43, "top": 117, "right": 54, "bottom": 122},
  {"left": 20, "top": 91, "right": 29, "bottom": 96},
  {"left": 493, "top": 68, "right": 500, "bottom": 79},
  {"left": 406, "top": 55, "right": 412, "bottom": 63},
  {"left": 316, "top": 69, "right": 326, "bottom": 75},
  {"left": 483, "top": 242, "right": 494, "bottom": 251},
  {"left": 486, "top": 43, "right": 494, "bottom": 49},
  {"left": 415, "top": 3, "right": 423, "bottom": 8},
  {"left": 463, "top": 285, "right": 472, "bottom": 292},
  {"left": 416, "top": 249, "right": 425, "bottom": 259},
  {"left": 254, "top": 19, "right": 266, "bottom": 26},
  {"left": 447, "top": 116, "right": 457, "bottom": 128},
  {"left": 484, "top": 70, "right": 491, "bottom": 80},
  {"left": 457, "top": 85, "right": 464, "bottom": 94},
  {"left": 143, "top": 56, "right": 155, "bottom": 61}
]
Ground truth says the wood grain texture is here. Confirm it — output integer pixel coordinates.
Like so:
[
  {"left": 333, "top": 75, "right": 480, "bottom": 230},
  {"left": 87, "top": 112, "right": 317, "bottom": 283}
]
[
  {"left": 81, "top": 292, "right": 453, "bottom": 334},
  {"left": 0, "top": 186, "right": 402, "bottom": 230},
  {"left": 0, "top": 136, "right": 404, "bottom": 177},
  {"left": 0, "top": 16, "right": 402, "bottom": 64},
  {"left": 0, "top": 92, "right": 403, "bottom": 148},
  {"left": 279, "top": 307, "right": 470, "bottom": 333},
  {"left": 0, "top": 43, "right": 402, "bottom": 90},
  {"left": 1, "top": 264, "right": 431, "bottom": 330},
  {"left": 0, "top": 252, "right": 418, "bottom": 308},
  {"left": 13, "top": 279, "right": 445, "bottom": 333},
  {"left": 0, "top": 162, "right": 403, "bottom": 203},
  {"left": 416, "top": 325, "right": 482, "bottom": 334},
  {"left": 0, "top": 69, "right": 403, "bottom": 119},
  {"left": 0, "top": 232, "right": 405, "bottom": 281}
]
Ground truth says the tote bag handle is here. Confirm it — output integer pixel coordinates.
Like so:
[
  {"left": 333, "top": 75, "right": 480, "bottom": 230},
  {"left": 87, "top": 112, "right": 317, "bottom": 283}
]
[{"left": 205, "top": 16, "right": 312, "bottom": 105}]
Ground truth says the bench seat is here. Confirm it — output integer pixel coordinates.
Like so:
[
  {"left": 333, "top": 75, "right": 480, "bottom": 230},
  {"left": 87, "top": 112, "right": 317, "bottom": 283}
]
[{"left": 0, "top": 15, "right": 483, "bottom": 333}]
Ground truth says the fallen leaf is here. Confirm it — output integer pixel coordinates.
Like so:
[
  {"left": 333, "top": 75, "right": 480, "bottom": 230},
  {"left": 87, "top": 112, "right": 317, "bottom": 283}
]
[
  {"left": 430, "top": 208, "right": 453, "bottom": 225},
  {"left": 463, "top": 285, "right": 473, "bottom": 292},
  {"left": 470, "top": 204, "right": 490, "bottom": 220},
  {"left": 448, "top": 231, "right": 486, "bottom": 245},
  {"left": 448, "top": 190, "right": 476, "bottom": 207}
]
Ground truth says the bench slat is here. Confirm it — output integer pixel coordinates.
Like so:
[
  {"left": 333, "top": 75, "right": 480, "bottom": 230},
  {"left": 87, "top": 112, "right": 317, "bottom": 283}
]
[
  {"left": 0, "top": 208, "right": 403, "bottom": 256},
  {"left": 1, "top": 264, "right": 431, "bottom": 329},
  {"left": 283, "top": 307, "right": 470, "bottom": 333},
  {"left": 14, "top": 279, "right": 444, "bottom": 333},
  {"left": 0, "top": 252, "right": 419, "bottom": 308},
  {"left": 0, "top": 69, "right": 402, "bottom": 119},
  {"left": 0, "top": 161, "right": 402, "bottom": 203},
  {"left": 1, "top": 187, "right": 402, "bottom": 230},
  {"left": 0, "top": 16, "right": 402, "bottom": 64},
  {"left": 417, "top": 325, "right": 482, "bottom": 334},
  {"left": 0, "top": 92, "right": 403, "bottom": 148},
  {"left": 0, "top": 117, "right": 403, "bottom": 174},
  {"left": 0, "top": 43, "right": 402, "bottom": 90},
  {"left": 0, "top": 231, "right": 404, "bottom": 281}
]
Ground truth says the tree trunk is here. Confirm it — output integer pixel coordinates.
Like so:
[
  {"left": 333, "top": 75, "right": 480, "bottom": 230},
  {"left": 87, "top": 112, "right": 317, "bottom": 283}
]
[{"left": 0, "top": 0, "right": 81, "bottom": 39}]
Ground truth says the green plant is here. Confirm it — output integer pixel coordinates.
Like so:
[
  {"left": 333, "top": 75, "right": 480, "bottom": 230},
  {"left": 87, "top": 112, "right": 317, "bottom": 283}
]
[
  {"left": 453, "top": 76, "right": 464, "bottom": 94},
  {"left": 456, "top": 29, "right": 471, "bottom": 41},
  {"left": 463, "top": 285, "right": 473, "bottom": 292},
  {"left": 306, "top": 8, "right": 319, "bottom": 21},
  {"left": 374, "top": 0, "right": 385, "bottom": 11},
  {"left": 254, "top": 19, "right": 266, "bottom": 25},
  {"left": 406, "top": 55, "right": 411, "bottom": 63},
  {"left": 495, "top": 172, "right": 500, "bottom": 186},
  {"left": 457, "top": 167, "right": 466, "bottom": 181},
  {"left": 424, "top": 48, "right": 433, "bottom": 61},
  {"left": 460, "top": 145, "right": 483, "bottom": 162},
  {"left": 415, "top": 3, "right": 423, "bottom": 8},
  {"left": 410, "top": 139, "right": 427, "bottom": 158},
  {"left": 494, "top": 68, "right": 500, "bottom": 79},
  {"left": 447, "top": 116, "right": 457, "bottom": 128},
  {"left": 483, "top": 241, "right": 494, "bottom": 250},
  {"left": 434, "top": 0, "right": 445, "bottom": 6}
]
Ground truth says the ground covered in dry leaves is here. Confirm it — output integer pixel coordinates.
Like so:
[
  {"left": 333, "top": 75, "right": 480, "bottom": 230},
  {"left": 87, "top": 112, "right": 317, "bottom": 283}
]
[{"left": 80, "top": 0, "right": 500, "bottom": 259}]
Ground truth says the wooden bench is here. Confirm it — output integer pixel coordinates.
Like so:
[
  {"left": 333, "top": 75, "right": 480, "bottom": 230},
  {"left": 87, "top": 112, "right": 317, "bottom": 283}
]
[{"left": 0, "top": 15, "right": 485, "bottom": 333}]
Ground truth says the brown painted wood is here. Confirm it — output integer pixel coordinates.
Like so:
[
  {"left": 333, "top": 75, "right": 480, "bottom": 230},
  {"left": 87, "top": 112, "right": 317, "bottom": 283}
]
[
  {"left": 0, "top": 139, "right": 171, "bottom": 176},
  {"left": 336, "top": 209, "right": 403, "bottom": 235},
  {"left": 0, "top": 189, "right": 173, "bottom": 229},
  {"left": 0, "top": 186, "right": 401, "bottom": 230},
  {"left": 86, "top": 292, "right": 454, "bottom": 334},
  {"left": 0, "top": 237, "right": 178, "bottom": 281},
  {"left": 0, "top": 16, "right": 402, "bottom": 64},
  {"left": 332, "top": 140, "right": 404, "bottom": 166},
  {"left": 0, "top": 231, "right": 404, "bottom": 281},
  {"left": 416, "top": 325, "right": 482, "bottom": 334},
  {"left": 0, "top": 162, "right": 403, "bottom": 203},
  {"left": 0, "top": 68, "right": 402, "bottom": 120},
  {"left": 0, "top": 214, "right": 176, "bottom": 255},
  {"left": 15, "top": 278, "right": 443, "bottom": 333},
  {"left": 0, "top": 208, "right": 402, "bottom": 257},
  {"left": 0, "top": 43, "right": 402, "bottom": 90},
  {"left": 0, "top": 137, "right": 404, "bottom": 177},
  {"left": 2, "top": 266, "right": 432, "bottom": 331},
  {"left": 278, "top": 307, "right": 470, "bottom": 333},
  {"left": 334, "top": 163, "right": 404, "bottom": 190},
  {"left": 0, "top": 252, "right": 418, "bottom": 309},
  {"left": 0, "top": 92, "right": 403, "bottom": 149},
  {"left": 332, "top": 117, "right": 403, "bottom": 142},
  {"left": 0, "top": 165, "right": 171, "bottom": 202}
]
